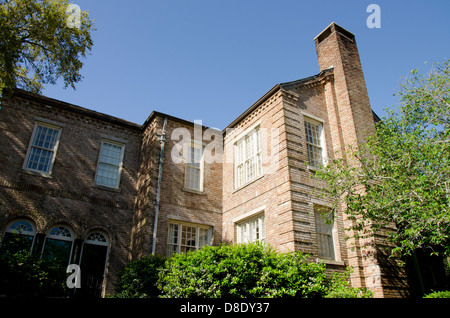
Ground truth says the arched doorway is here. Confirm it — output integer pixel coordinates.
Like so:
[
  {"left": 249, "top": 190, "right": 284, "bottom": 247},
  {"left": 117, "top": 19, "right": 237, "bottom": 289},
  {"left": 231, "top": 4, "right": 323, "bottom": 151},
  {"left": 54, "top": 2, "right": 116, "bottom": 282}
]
[{"left": 78, "top": 231, "right": 109, "bottom": 297}]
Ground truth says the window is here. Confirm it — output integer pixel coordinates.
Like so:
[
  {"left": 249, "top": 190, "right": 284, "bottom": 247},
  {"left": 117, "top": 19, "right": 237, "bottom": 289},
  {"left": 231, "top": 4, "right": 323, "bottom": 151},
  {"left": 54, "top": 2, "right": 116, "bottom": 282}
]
[
  {"left": 41, "top": 225, "right": 74, "bottom": 266},
  {"left": 234, "top": 126, "right": 262, "bottom": 188},
  {"left": 167, "top": 222, "right": 212, "bottom": 257},
  {"left": 185, "top": 144, "right": 203, "bottom": 191},
  {"left": 24, "top": 122, "right": 62, "bottom": 175},
  {"left": 314, "top": 207, "right": 335, "bottom": 260},
  {"left": 236, "top": 214, "right": 265, "bottom": 244},
  {"left": 3, "top": 219, "right": 36, "bottom": 250},
  {"left": 304, "top": 119, "right": 324, "bottom": 168},
  {"left": 95, "top": 140, "right": 125, "bottom": 189}
]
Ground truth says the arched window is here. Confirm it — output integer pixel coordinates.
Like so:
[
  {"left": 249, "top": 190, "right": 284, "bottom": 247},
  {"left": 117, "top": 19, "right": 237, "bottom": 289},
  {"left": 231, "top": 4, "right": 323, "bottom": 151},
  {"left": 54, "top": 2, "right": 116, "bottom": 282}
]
[
  {"left": 3, "top": 219, "right": 36, "bottom": 250},
  {"left": 85, "top": 232, "right": 109, "bottom": 246},
  {"left": 42, "top": 225, "right": 74, "bottom": 267},
  {"left": 79, "top": 231, "right": 110, "bottom": 297}
]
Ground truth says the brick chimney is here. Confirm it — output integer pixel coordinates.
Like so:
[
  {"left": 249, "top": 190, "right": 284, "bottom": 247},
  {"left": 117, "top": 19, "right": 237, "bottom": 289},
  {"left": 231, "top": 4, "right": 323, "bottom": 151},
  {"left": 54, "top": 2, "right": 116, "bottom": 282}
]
[{"left": 315, "top": 22, "right": 375, "bottom": 153}]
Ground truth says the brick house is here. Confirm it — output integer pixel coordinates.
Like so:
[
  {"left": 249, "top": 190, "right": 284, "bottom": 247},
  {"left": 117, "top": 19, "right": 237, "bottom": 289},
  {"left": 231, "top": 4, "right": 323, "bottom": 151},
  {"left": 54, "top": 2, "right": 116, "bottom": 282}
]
[{"left": 0, "top": 23, "right": 409, "bottom": 297}]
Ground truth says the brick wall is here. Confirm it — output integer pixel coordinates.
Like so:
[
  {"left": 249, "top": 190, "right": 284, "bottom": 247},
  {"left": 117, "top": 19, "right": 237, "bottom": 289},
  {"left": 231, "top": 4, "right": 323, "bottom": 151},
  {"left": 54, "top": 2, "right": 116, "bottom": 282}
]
[
  {"left": 0, "top": 90, "right": 141, "bottom": 295},
  {"left": 133, "top": 114, "right": 223, "bottom": 257}
]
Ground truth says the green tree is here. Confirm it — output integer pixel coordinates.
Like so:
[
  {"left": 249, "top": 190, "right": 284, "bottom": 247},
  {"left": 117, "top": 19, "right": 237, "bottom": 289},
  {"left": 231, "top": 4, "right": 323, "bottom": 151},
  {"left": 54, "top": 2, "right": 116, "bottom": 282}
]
[
  {"left": 314, "top": 59, "right": 450, "bottom": 258},
  {"left": 0, "top": 0, "right": 94, "bottom": 95}
]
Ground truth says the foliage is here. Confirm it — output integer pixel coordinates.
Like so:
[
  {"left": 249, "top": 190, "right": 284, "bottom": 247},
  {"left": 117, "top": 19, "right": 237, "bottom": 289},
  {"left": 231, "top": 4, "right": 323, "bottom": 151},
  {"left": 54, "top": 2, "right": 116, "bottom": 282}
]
[
  {"left": 158, "top": 243, "right": 326, "bottom": 298},
  {"left": 314, "top": 59, "right": 450, "bottom": 258},
  {"left": 110, "top": 243, "right": 372, "bottom": 298},
  {"left": 0, "top": 233, "right": 67, "bottom": 297},
  {"left": 324, "top": 268, "right": 373, "bottom": 298},
  {"left": 110, "top": 254, "right": 166, "bottom": 298},
  {"left": 423, "top": 290, "right": 450, "bottom": 298},
  {"left": 0, "top": 0, "right": 94, "bottom": 94}
]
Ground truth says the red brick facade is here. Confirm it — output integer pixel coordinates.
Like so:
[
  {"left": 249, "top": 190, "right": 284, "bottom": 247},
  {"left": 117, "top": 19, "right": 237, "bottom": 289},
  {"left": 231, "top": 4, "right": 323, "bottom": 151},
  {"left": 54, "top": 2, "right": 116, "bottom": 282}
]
[{"left": 0, "top": 23, "right": 408, "bottom": 297}]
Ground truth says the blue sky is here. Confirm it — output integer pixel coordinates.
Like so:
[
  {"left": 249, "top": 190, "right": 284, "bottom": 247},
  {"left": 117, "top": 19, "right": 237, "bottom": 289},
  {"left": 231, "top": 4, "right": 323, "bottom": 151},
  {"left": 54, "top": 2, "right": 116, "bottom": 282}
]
[{"left": 43, "top": 0, "right": 450, "bottom": 129}]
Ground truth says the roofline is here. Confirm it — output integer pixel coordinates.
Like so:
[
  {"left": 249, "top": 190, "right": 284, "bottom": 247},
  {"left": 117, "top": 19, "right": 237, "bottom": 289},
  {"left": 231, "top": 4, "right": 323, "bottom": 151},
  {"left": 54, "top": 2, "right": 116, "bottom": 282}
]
[
  {"left": 11, "top": 88, "right": 142, "bottom": 130},
  {"left": 223, "top": 67, "right": 334, "bottom": 133},
  {"left": 9, "top": 88, "right": 219, "bottom": 132},
  {"left": 141, "top": 111, "right": 220, "bottom": 132},
  {"left": 223, "top": 84, "right": 281, "bottom": 132}
]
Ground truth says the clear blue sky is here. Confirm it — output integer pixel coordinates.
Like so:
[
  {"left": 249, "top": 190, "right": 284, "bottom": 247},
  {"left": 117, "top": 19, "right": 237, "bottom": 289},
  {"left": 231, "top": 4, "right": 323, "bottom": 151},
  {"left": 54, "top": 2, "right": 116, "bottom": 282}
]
[{"left": 43, "top": 0, "right": 450, "bottom": 130}]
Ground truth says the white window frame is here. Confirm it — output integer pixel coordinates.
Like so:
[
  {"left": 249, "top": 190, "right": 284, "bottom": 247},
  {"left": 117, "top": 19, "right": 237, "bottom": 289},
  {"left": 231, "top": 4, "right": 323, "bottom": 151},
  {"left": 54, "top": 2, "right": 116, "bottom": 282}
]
[
  {"left": 94, "top": 139, "right": 125, "bottom": 189},
  {"left": 23, "top": 122, "right": 62, "bottom": 176},
  {"left": 234, "top": 125, "right": 262, "bottom": 189},
  {"left": 184, "top": 143, "right": 204, "bottom": 192},
  {"left": 4, "top": 219, "right": 36, "bottom": 251},
  {"left": 314, "top": 206, "right": 336, "bottom": 260},
  {"left": 236, "top": 213, "right": 265, "bottom": 244},
  {"left": 167, "top": 221, "right": 212, "bottom": 257},
  {"left": 303, "top": 115, "right": 326, "bottom": 168},
  {"left": 41, "top": 225, "right": 75, "bottom": 266}
]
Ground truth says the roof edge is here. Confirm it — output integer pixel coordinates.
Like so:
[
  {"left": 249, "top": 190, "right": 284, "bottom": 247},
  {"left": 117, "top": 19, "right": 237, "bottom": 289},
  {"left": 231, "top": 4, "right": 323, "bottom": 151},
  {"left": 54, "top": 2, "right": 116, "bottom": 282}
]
[
  {"left": 223, "top": 68, "right": 335, "bottom": 133},
  {"left": 11, "top": 88, "right": 142, "bottom": 130}
]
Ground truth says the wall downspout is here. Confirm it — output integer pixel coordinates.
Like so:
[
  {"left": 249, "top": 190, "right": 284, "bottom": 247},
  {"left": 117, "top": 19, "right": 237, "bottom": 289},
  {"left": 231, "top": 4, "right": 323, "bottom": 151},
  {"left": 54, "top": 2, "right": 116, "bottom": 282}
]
[{"left": 152, "top": 117, "right": 167, "bottom": 255}]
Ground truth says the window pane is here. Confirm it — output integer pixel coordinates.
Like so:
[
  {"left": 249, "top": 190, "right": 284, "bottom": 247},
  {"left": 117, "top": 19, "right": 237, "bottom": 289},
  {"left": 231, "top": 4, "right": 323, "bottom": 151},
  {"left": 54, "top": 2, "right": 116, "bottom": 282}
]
[
  {"left": 26, "top": 123, "right": 61, "bottom": 173},
  {"left": 236, "top": 214, "right": 265, "bottom": 244},
  {"left": 42, "top": 238, "right": 72, "bottom": 266},
  {"left": 185, "top": 166, "right": 201, "bottom": 190},
  {"left": 167, "top": 223, "right": 211, "bottom": 257},
  {"left": 185, "top": 145, "right": 202, "bottom": 191},
  {"left": 305, "top": 120, "right": 323, "bottom": 167},
  {"left": 96, "top": 141, "right": 124, "bottom": 188},
  {"left": 181, "top": 225, "right": 196, "bottom": 248},
  {"left": 315, "top": 209, "right": 335, "bottom": 259},
  {"left": 199, "top": 228, "right": 210, "bottom": 248},
  {"left": 234, "top": 127, "right": 262, "bottom": 188}
]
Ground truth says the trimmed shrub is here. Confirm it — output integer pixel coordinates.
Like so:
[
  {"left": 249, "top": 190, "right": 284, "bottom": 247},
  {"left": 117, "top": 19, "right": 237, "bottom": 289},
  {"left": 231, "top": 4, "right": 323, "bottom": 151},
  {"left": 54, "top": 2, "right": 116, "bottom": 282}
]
[
  {"left": 157, "top": 243, "right": 329, "bottom": 298},
  {"left": 111, "top": 254, "right": 166, "bottom": 298}
]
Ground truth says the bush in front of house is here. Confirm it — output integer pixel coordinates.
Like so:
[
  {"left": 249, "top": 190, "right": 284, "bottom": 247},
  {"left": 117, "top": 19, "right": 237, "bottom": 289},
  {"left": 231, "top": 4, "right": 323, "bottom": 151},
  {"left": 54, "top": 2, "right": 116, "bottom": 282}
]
[
  {"left": 111, "top": 242, "right": 373, "bottom": 298},
  {"left": 157, "top": 242, "right": 329, "bottom": 298},
  {"left": 111, "top": 253, "right": 166, "bottom": 298},
  {"left": 0, "top": 233, "right": 67, "bottom": 297}
]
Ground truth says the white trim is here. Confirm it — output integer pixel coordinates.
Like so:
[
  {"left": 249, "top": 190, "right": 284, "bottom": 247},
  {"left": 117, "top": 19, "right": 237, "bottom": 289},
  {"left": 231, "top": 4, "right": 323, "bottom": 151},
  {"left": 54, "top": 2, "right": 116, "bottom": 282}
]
[
  {"left": 303, "top": 115, "right": 328, "bottom": 168},
  {"left": 233, "top": 125, "right": 263, "bottom": 189},
  {"left": 4, "top": 219, "right": 36, "bottom": 251},
  {"left": 79, "top": 231, "right": 110, "bottom": 286},
  {"left": 41, "top": 225, "right": 75, "bottom": 266},
  {"left": 235, "top": 213, "right": 265, "bottom": 244},
  {"left": 233, "top": 205, "right": 266, "bottom": 223},
  {"left": 301, "top": 111, "right": 325, "bottom": 124},
  {"left": 23, "top": 122, "right": 62, "bottom": 176},
  {"left": 94, "top": 139, "right": 125, "bottom": 189},
  {"left": 231, "top": 120, "right": 262, "bottom": 143},
  {"left": 166, "top": 221, "right": 213, "bottom": 256},
  {"left": 184, "top": 142, "right": 204, "bottom": 192}
]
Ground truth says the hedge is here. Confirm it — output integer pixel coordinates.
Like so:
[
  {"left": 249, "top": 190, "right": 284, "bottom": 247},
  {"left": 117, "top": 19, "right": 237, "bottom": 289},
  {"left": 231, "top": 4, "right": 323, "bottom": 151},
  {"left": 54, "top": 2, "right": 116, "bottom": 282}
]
[{"left": 112, "top": 243, "right": 373, "bottom": 298}]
